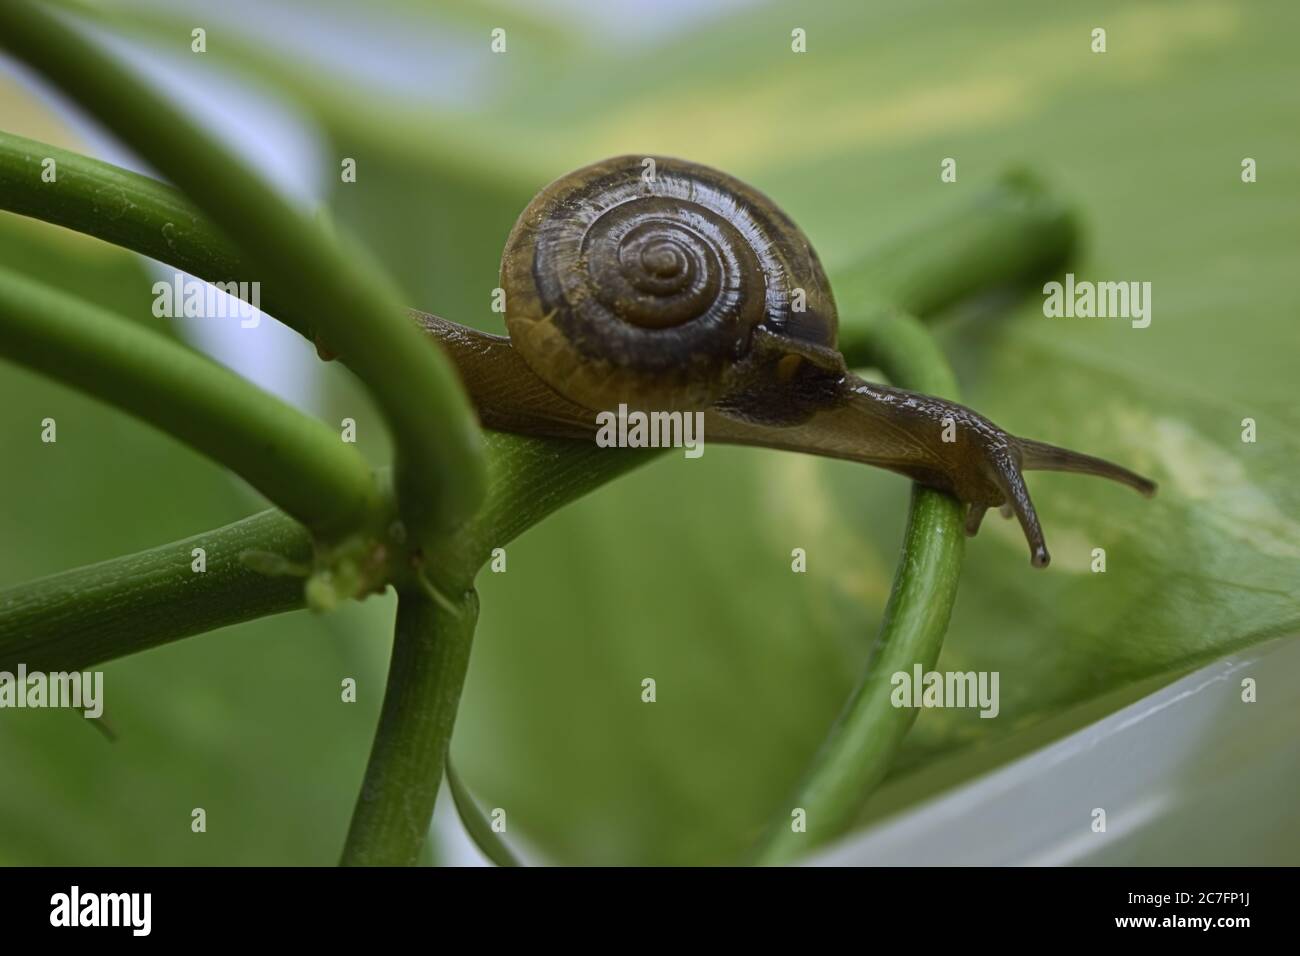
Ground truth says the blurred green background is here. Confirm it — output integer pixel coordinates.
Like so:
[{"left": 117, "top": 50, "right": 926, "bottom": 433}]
[{"left": 0, "top": 0, "right": 1296, "bottom": 865}]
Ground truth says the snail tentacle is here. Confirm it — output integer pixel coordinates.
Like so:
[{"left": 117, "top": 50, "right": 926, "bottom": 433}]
[{"left": 1016, "top": 436, "right": 1157, "bottom": 497}]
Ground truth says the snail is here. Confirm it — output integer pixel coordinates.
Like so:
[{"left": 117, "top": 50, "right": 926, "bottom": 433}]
[{"left": 409, "top": 156, "right": 1156, "bottom": 567}]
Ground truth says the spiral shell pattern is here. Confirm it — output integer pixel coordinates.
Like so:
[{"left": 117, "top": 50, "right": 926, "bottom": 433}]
[{"left": 501, "top": 155, "right": 836, "bottom": 411}]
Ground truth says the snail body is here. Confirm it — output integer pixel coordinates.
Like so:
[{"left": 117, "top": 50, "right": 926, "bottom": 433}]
[{"left": 413, "top": 156, "right": 1155, "bottom": 567}]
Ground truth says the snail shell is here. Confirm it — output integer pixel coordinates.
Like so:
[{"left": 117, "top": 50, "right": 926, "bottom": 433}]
[{"left": 500, "top": 155, "right": 838, "bottom": 411}]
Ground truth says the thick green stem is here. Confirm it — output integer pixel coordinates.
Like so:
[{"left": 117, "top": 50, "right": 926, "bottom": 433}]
[
  {"left": 0, "top": 265, "right": 379, "bottom": 536},
  {"left": 0, "top": 2, "right": 485, "bottom": 540},
  {"left": 0, "top": 130, "right": 290, "bottom": 337},
  {"left": 0, "top": 508, "right": 308, "bottom": 674},
  {"left": 755, "top": 311, "right": 966, "bottom": 865},
  {"left": 341, "top": 587, "right": 479, "bottom": 866},
  {"left": 0, "top": 433, "right": 655, "bottom": 673}
]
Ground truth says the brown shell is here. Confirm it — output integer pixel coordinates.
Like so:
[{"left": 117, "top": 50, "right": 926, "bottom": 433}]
[{"left": 500, "top": 155, "right": 837, "bottom": 411}]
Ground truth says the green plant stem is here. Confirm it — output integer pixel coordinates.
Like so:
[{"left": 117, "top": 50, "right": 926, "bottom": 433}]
[
  {"left": 340, "top": 586, "right": 479, "bottom": 866},
  {"left": 340, "top": 438, "right": 661, "bottom": 866},
  {"left": 0, "top": 264, "right": 379, "bottom": 536},
  {"left": 0, "top": 130, "right": 290, "bottom": 336},
  {"left": 0, "top": 2, "right": 485, "bottom": 541},
  {"left": 755, "top": 311, "right": 966, "bottom": 865},
  {"left": 0, "top": 508, "right": 308, "bottom": 674},
  {"left": 0, "top": 433, "right": 656, "bottom": 673}
]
